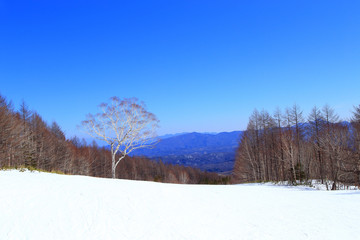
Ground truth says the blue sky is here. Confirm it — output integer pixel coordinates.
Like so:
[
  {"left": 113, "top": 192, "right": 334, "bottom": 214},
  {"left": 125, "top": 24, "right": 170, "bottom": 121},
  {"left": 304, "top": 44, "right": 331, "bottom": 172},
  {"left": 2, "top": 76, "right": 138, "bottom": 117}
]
[{"left": 1, "top": 0, "right": 359, "bottom": 137}]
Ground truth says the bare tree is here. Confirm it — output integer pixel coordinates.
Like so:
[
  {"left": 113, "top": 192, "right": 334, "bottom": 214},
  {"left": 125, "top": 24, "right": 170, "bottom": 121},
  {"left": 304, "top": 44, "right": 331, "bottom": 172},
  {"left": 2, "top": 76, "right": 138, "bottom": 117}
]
[
  {"left": 81, "top": 97, "right": 159, "bottom": 178},
  {"left": 308, "top": 106, "right": 325, "bottom": 183},
  {"left": 352, "top": 105, "right": 360, "bottom": 123},
  {"left": 273, "top": 108, "right": 285, "bottom": 181},
  {"left": 350, "top": 105, "right": 360, "bottom": 186}
]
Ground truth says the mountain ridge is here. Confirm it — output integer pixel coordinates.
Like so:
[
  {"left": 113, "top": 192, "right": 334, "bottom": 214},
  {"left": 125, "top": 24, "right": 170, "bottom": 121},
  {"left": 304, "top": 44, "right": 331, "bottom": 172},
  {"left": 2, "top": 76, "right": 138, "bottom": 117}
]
[{"left": 132, "top": 131, "right": 243, "bottom": 174}]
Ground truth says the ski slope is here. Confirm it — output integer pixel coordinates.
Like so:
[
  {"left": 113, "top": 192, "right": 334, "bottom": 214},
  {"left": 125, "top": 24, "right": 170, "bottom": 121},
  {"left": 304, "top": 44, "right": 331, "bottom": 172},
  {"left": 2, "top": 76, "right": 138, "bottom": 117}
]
[{"left": 0, "top": 170, "right": 359, "bottom": 240}]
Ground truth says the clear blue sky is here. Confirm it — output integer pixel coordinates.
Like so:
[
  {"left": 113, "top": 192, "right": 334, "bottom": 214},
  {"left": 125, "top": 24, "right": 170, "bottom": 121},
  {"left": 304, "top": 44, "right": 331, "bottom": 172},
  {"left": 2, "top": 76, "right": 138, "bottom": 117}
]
[{"left": 1, "top": 0, "right": 359, "bottom": 138}]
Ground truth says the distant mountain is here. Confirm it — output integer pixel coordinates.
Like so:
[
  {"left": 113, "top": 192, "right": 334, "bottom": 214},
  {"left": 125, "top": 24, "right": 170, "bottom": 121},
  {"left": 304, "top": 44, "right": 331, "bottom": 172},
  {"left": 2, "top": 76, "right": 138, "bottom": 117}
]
[
  {"left": 158, "top": 132, "right": 190, "bottom": 139},
  {"left": 132, "top": 131, "right": 243, "bottom": 174}
]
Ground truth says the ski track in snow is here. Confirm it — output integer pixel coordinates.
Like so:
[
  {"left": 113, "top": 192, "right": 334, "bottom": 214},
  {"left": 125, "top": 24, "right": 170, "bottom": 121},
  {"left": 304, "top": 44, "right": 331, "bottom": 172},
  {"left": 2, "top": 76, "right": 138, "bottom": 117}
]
[{"left": 0, "top": 170, "right": 359, "bottom": 240}]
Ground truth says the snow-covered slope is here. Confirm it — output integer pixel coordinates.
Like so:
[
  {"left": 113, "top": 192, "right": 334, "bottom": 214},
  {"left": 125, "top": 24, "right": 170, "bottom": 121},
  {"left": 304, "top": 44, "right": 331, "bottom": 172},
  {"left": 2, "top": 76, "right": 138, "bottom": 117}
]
[{"left": 1, "top": 170, "right": 359, "bottom": 240}]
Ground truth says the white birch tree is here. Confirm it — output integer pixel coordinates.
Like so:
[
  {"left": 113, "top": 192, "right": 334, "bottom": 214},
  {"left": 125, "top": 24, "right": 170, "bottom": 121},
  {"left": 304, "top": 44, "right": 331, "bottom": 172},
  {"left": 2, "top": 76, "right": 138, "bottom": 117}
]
[{"left": 81, "top": 97, "right": 159, "bottom": 178}]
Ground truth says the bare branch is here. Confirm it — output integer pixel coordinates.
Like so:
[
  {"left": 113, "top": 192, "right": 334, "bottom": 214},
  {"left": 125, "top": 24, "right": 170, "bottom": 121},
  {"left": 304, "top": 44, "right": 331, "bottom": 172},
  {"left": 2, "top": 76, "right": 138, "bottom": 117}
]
[{"left": 81, "top": 97, "right": 159, "bottom": 178}]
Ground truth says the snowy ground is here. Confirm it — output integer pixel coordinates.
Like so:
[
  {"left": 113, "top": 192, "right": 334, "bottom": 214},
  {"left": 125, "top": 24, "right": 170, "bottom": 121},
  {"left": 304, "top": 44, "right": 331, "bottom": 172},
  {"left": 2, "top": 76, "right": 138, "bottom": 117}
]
[{"left": 0, "top": 170, "right": 359, "bottom": 240}]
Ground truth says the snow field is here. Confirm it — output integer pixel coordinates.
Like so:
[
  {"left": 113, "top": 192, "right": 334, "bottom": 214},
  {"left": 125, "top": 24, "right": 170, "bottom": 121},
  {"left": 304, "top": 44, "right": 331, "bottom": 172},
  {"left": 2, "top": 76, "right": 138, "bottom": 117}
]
[{"left": 0, "top": 170, "right": 359, "bottom": 240}]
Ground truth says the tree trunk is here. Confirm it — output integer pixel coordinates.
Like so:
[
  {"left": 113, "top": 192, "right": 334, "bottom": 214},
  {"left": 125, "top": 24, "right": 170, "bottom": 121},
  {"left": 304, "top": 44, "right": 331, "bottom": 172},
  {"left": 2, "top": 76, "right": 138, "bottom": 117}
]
[
  {"left": 331, "top": 180, "right": 337, "bottom": 190},
  {"left": 112, "top": 152, "right": 125, "bottom": 179},
  {"left": 110, "top": 143, "right": 116, "bottom": 179},
  {"left": 112, "top": 155, "right": 116, "bottom": 179}
]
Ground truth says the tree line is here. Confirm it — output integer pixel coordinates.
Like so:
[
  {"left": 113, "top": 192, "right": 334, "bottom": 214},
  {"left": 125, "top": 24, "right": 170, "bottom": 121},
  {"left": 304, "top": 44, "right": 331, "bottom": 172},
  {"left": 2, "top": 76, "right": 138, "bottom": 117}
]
[
  {"left": 0, "top": 94, "right": 227, "bottom": 184},
  {"left": 233, "top": 104, "right": 360, "bottom": 189}
]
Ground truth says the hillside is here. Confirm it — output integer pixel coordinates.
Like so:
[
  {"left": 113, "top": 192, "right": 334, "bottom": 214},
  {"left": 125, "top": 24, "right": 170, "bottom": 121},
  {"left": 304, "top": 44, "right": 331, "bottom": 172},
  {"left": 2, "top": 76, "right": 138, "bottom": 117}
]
[
  {"left": 1, "top": 170, "right": 359, "bottom": 240},
  {"left": 132, "top": 131, "right": 243, "bottom": 174}
]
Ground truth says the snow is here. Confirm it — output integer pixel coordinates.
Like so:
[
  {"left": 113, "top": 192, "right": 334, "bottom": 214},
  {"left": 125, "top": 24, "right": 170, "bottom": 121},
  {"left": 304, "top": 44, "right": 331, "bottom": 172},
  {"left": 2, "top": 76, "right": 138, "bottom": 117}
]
[{"left": 1, "top": 170, "right": 359, "bottom": 240}]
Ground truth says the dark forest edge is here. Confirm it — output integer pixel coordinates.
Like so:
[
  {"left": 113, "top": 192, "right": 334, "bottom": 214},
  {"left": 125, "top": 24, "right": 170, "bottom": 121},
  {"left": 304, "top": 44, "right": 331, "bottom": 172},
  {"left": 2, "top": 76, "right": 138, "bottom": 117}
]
[
  {"left": 0, "top": 94, "right": 230, "bottom": 185},
  {"left": 232, "top": 104, "right": 360, "bottom": 190}
]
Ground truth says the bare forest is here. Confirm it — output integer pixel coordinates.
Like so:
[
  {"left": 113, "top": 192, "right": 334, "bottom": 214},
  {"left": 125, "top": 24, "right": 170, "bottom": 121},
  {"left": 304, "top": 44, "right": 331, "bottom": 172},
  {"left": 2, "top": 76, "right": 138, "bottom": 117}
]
[
  {"left": 2, "top": 93, "right": 359, "bottom": 188},
  {"left": 0, "top": 95, "right": 228, "bottom": 184},
  {"left": 233, "top": 104, "right": 360, "bottom": 190}
]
